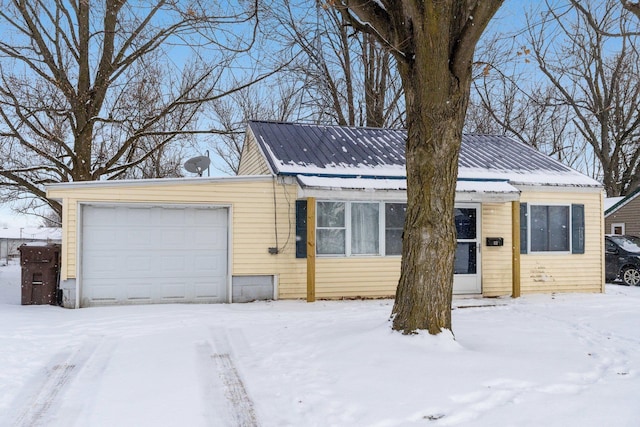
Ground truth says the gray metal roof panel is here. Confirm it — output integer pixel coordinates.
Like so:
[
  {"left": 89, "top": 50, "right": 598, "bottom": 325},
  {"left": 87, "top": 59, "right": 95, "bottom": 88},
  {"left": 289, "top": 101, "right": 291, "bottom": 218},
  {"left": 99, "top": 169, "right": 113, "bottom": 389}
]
[{"left": 247, "top": 121, "right": 597, "bottom": 186}]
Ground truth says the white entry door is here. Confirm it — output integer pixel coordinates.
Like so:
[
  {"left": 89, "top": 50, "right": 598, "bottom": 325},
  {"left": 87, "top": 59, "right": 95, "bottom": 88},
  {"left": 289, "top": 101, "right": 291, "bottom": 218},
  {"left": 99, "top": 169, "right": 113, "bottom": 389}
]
[
  {"left": 81, "top": 204, "right": 228, "bottom": 307},
  {"left": 453, "top": 204, "right": 481, "bottom": 294}
]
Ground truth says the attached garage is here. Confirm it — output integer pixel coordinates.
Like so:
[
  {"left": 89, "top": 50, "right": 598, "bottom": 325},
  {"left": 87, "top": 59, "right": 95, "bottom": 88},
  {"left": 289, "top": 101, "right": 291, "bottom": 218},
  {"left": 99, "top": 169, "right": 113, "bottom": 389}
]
[{"left": 80, "top": 204, "right": 229, "bottom": 307}]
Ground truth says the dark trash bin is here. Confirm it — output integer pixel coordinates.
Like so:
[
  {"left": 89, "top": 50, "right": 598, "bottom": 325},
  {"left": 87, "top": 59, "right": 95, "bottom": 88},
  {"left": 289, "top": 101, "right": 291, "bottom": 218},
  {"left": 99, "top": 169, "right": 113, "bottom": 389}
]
[{"left": 18, "top": 243, "right": 61, "bottom": 305}]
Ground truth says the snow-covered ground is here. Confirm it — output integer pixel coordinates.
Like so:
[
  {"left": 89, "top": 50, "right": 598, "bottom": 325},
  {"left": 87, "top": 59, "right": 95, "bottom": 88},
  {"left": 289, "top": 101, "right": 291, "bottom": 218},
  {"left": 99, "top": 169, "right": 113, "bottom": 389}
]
[{"left": 1, "top": 261, "right": 638, "bottom": 427}]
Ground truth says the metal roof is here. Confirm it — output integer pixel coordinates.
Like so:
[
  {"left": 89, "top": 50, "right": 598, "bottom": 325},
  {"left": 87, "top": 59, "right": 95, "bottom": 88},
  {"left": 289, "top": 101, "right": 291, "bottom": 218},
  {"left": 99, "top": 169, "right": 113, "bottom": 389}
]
[{"left": 247, "top": 121, "right": 592, "bottom": 186}]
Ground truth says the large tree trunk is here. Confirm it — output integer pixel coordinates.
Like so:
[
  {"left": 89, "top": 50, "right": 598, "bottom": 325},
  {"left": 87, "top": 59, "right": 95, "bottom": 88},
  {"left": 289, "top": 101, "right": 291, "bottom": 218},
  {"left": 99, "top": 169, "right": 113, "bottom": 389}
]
[
  {"left": 392, "top": 97, "right": 467, "bottom": 334},
  {"left": 390, "top": 7, "right": 473, "bottom": 334},
  {"left": 336, "top": 0, "right": 502, "bottom": 334}
]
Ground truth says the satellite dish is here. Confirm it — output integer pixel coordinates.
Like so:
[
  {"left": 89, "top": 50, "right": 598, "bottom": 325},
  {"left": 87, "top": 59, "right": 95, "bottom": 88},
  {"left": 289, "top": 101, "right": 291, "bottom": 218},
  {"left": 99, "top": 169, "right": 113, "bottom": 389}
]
[{"left": 184, "top": 155, "right": 211, "bottom": 177}]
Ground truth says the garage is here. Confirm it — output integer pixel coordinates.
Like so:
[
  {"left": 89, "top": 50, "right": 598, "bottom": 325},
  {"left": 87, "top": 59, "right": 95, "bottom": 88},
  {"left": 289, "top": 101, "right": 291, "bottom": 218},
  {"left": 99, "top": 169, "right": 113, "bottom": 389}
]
[{"left": 80, "top": 204, "right": 229, "bottom": 307}]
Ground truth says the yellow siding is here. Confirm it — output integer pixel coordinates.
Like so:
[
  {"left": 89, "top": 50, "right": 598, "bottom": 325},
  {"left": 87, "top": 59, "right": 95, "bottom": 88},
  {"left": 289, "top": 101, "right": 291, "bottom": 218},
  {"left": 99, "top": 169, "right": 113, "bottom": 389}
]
[
  {"left": 237, "top": 134, "right": 271, "bottom": 175},
  {"left": 47, "top": 178, "right": 308, "bottom": 299},
  {"left": 48, "top": 179, "right": 604, "bottom": 301},
  {"left": 519, "top": 190, "right": 604, "bottom": 294},
  {"left": 315, "top": 257, "right": 400, "bottom": 299},
  {"left": 481, "top": 203, "right": 513, "bottom": 296},
  {"left": 65, "top": 202, "right": 77, "bottom": 281}
]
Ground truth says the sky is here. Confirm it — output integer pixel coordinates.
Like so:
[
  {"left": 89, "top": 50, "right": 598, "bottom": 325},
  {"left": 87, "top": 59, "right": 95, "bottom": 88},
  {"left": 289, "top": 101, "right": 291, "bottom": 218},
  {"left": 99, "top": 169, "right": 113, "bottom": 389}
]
[
  {"left": 0, "top": 205, "right": 38, "bottom": 228},
  {"left": 0, "top": 260, "right": 639, "bottom": 426},
  {"left": 0, "top": 0, "right": 621, "bottom": 227}
]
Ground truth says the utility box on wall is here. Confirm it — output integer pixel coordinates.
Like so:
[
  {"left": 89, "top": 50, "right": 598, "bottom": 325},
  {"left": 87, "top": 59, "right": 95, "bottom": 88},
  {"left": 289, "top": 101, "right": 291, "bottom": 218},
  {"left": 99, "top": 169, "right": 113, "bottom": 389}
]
[{"left": 18, "top": 243, "right": 61, "bottom": 305}]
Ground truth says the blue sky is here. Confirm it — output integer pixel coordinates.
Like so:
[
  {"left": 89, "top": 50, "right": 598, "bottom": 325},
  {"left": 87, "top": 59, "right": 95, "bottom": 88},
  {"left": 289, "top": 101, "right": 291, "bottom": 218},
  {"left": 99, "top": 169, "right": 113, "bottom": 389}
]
[{"left": 0, "top": 1, "right": 617, "bottom": 227}]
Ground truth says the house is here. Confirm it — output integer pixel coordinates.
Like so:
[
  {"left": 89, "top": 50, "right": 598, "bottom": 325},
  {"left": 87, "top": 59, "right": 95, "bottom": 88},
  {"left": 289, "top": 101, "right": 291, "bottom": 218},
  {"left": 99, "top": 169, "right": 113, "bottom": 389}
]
[
  {"left": 605, "top": 189, "right": 640, "bottom": 235},
  {"left": 46, "top": 121, "right": 605, "bottom": 308}
]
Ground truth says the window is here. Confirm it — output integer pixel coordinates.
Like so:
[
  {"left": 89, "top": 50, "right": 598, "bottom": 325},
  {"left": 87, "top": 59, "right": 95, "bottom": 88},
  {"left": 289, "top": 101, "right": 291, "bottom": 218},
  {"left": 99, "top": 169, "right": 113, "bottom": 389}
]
[
  {"left": 315, "top": 201, "right": 406, "bottom": 257},
  {"left": 521, "top": 203, "right": 585, "bottom": 254},
  {"left": 522, "top": 204, "right": 585, "bottom": 254},
  {"left": 530, "top": 205, "right": 570, "bottom": 252},
  {"left": 611, "top": 223, "right": 625, "bottom": 235},
  {"left": 454, "top": 208, "right": 477, "bottom": 274},
  {"left": 317, "top": 201, "right": 346, "bottom": 255},
  {"left": 351, "top": 203, "right": 379, "bottom": 254},
  {"left": 385, "top": 203, "right": 406, "bottom": 255}
]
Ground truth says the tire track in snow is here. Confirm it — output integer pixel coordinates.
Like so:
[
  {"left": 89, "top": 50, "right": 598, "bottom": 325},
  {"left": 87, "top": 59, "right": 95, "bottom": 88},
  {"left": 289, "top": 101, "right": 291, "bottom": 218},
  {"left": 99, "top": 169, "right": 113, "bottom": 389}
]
[
  {"left": 212, "top": 353, "right": 258, "bottom": 427},
  {"left": 8, "top": 337, "right": 103, "bottom": 427},
  {"left": 54, "top": 337, "right": 118, "bottom": 426},
  {"left": 204, "top": 328, "right": 259, "bottom": 427}
]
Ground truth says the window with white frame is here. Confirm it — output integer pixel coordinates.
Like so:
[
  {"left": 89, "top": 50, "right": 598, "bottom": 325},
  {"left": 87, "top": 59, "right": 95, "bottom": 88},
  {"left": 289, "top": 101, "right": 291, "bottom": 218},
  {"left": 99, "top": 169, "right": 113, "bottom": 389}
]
[
  {"left": 351, "top": 202, "right": 379, "bottom": 254},
  {"left": 520, "top": 203, "right": 585, "bottom": 255},
  {"left": 611, "top": 223, "right": 625, "bottom": 235},
  {"left": 316, "top": 201, "right": 346, "bottom": 255},
  {"left": 530, "top": 205, "right": 570, "bottom": 252},
  {"left": 316, "top": 201, "right": 406, "bottom": 256},
  {"left": 385, "top": 203, "right": 406, "bottom": 255}
]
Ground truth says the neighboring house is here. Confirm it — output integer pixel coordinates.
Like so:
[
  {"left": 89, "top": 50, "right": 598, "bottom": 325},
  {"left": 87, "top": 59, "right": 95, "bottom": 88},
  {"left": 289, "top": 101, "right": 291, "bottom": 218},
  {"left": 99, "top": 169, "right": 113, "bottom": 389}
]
[
  {"left": 0, "top": 227, "right": 62, "bottom": 264},
  {"left": 605, "top": 189, "right": 640, "bottom": 236},
  {"left": 46, "top": 121, "right": 604, "bottom": 308}
]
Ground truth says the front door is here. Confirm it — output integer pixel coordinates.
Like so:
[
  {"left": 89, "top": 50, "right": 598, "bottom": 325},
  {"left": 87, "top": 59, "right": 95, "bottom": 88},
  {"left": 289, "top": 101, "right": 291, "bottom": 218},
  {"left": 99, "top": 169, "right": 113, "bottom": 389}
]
[{"left": 454, "top": 204, "right": 481, "bottom": 294}]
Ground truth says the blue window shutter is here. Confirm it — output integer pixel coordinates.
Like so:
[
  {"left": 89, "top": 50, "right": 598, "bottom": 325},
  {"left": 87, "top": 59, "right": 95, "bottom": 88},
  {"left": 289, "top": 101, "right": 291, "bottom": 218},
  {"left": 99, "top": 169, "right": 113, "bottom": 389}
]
[
  {"left": 572, "top": 204, "right": 585, "bottom": 254},
  {"left": 296, "top": 200, "right": 307, "bottom": 258},
  {"left": 520, "top": 203, "right": 528, "bottom": 254}
]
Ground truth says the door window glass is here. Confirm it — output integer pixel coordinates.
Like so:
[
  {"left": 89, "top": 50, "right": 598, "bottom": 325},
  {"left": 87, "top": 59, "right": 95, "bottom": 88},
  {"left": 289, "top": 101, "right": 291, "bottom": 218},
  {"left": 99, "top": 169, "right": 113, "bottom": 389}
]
[
  {"left": 454, "top": 242, "right": 477, "bottom": 274},
  {"left": 455, "top": 208, "right": 476, "bottom": 239}
]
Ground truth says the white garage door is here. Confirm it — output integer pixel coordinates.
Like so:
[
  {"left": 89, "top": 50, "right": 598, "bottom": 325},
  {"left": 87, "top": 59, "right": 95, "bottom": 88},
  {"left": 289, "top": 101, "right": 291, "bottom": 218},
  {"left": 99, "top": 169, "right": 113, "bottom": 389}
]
[{"left": 81, "top": 205, "right": 228, "bottom": 307}]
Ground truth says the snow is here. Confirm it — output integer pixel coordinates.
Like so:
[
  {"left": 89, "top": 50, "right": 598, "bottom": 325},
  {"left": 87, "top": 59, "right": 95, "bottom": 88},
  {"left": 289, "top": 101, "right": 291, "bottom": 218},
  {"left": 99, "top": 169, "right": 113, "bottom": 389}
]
[
  {"left": 457, "top": 167, "right": 602, "bottom": 187},
  {"left": 1, "top": 261, "right": 639, "bottom": 426},
  {"left": 608, "top": 235, "right": 640, "bottom": 253},
  {"left": 605, "top": 196, "right": 625, "bottom": 212},
  {"left": 276, "top": 160, "right": 600, "bottom": 188},
  {"left": 297, "top": 176, "right": 521, "bottom": 196},
  {"left": 298, "top": 175, "right": 407, "bottom": 191},
  {"left": 619, "top": 241, "right": 640, "bottom": 253}
]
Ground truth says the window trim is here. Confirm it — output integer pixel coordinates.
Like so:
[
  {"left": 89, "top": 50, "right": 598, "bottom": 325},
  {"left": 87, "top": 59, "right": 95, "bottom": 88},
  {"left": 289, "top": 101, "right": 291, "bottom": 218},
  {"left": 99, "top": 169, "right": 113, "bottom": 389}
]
[{"left": 527, "top": 203, "right": 572, "bottom": 254}]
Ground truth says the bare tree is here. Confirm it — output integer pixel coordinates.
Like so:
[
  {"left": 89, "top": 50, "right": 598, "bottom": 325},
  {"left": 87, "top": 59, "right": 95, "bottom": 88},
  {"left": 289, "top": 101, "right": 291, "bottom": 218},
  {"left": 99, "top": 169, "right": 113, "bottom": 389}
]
[
  {"left": 528, "top": 0, "right": 640, "bottom": 196},
  {"left": 208, "top": 76, "right": 306, "bottom": 174},
  {"left": 273, "top": 1, "right": 404, "bottom": 128},
  {"left": 0, "top": 0, "right": 266, "bottom": 216},
  {"left": 40, "top": 209, "right": 61, "bottom": 228},
  {"left": 622, "top": 0, "right": 640, "bottom": 19},
  {"left": 334, "top": 1, "right": 503, "bottom": 335},
  {"left": 206, "top": 0, "right": 406, "bottom": 175},
  {"left": 468, "top": 34, "right": 589, "bottom": 173}
]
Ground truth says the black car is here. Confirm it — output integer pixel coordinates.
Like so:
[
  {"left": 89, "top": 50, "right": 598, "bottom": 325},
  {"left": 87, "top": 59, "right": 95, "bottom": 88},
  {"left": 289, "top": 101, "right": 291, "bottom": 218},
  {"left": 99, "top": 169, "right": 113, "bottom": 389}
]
[{"left": 605, "top": 235, "right": 640, "bottom": 286}]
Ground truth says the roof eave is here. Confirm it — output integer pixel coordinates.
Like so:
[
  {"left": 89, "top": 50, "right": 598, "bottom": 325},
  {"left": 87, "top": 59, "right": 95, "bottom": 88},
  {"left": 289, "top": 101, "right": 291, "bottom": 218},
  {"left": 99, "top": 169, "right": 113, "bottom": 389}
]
[{"left": 605, "top": 186, "right": 640, "bottom": 216}]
